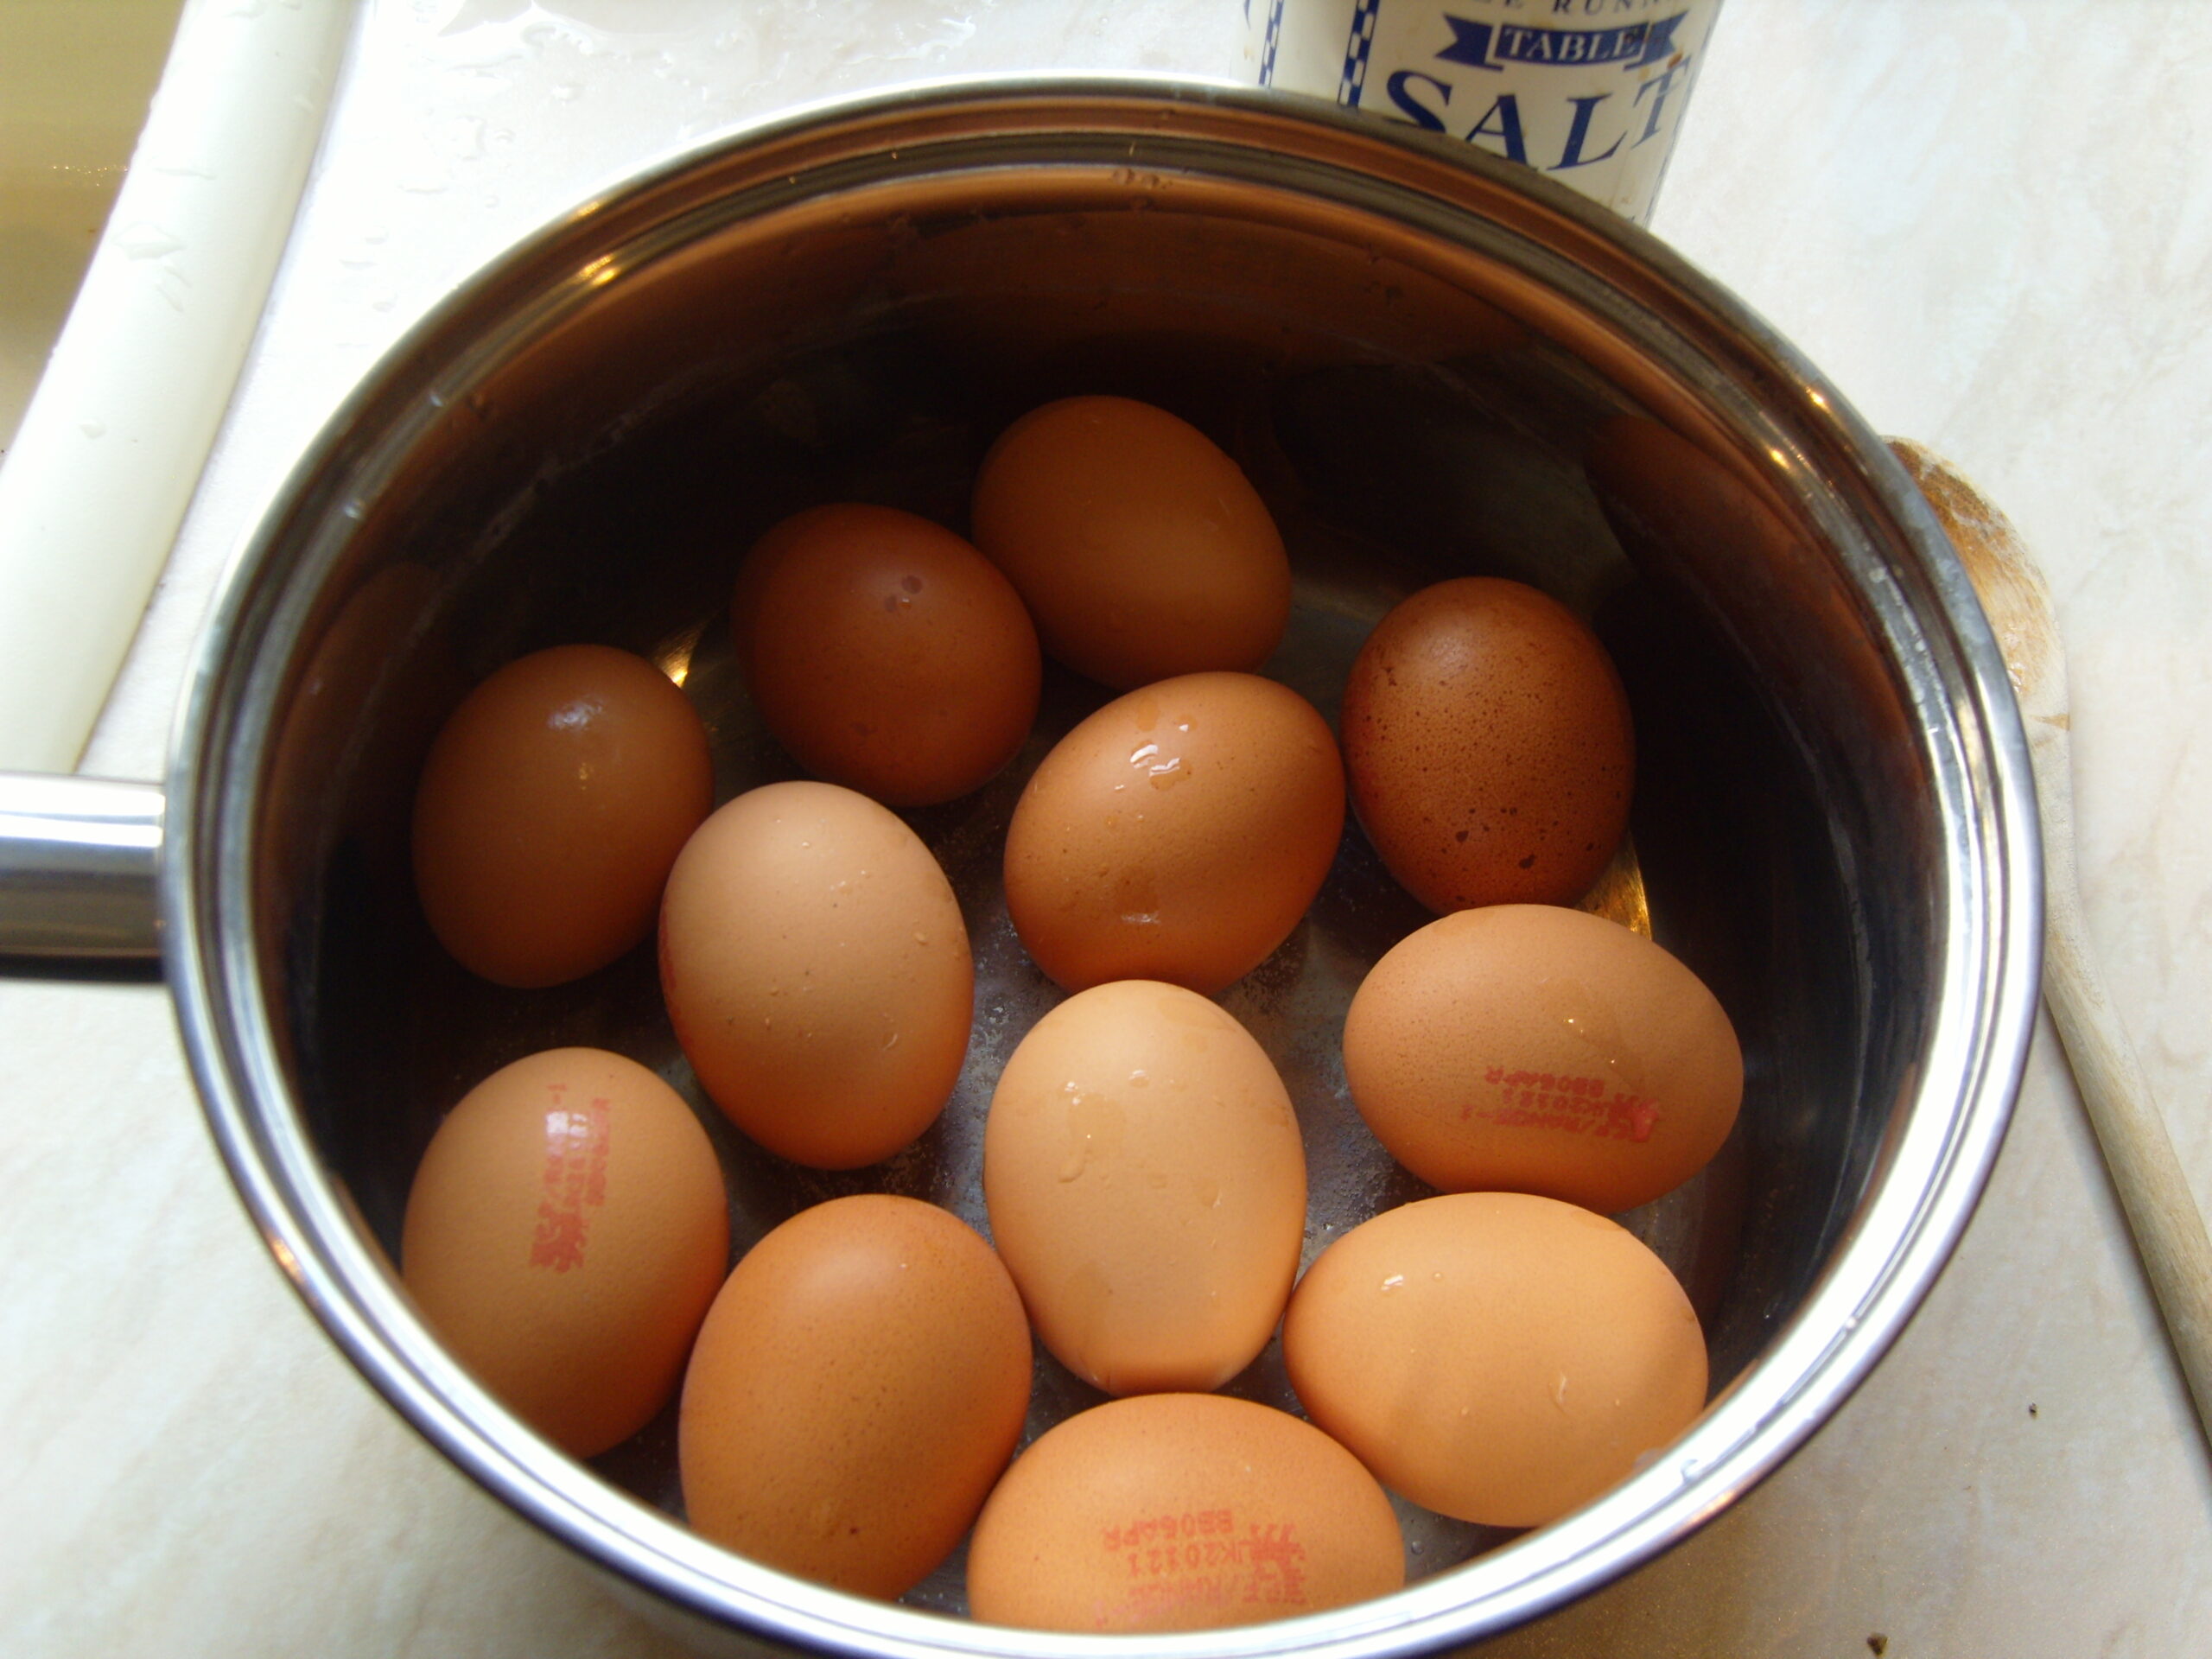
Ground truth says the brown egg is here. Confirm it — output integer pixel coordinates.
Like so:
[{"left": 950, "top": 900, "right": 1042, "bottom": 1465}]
[
  {"left": 1342, "top": 577, "right": 1633, "bottom": 912},
  {"left": 1003, "top": 671, "right": 1344, "bottom": 995},
  {"left": 1283, "top": 1192, "right": 1708, "bottom": 1529},
  {"left": 679, "top": 1195, "right": 1033, "bottom": 1599},
  {"left": 1344, "top": 905, "right": 1742, "bottom": 1213},
  {"left": 400, "top": 1047, "right": 728, "bottom": 1459},
  {"left": 969, "top": 395, "right": 1291, "bottom": 690},
  {"left": 983, "top": 981, "right": 1306, "bottom": 1395},
  {"left": 732, "top": 504, "right": 1041, "bottom": 806},
  {"left": 658, "top": 781, "right": 971, "bottom": 1169},
  {"left": 967, "top": 1393, "right": 1403, "bottom": 1632},
  {"left": 411, "top": 643, "right": 713, "bottom": 988}
]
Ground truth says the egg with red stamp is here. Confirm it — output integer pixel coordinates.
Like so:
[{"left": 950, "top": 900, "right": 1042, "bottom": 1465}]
[
  {"left": 732, "top": 503, "right": 1041, "bottom": 806},
  {"left": 966, "top": 1393, "right": 1403, "bottom": 1632},
  {"left": 399, "top": 1046, "right": 729, "bottom": 1459},
  {"left": 970, "top": 395, "right": 1291, "bottom": 690},
  {"left": 411, "top": 643, "right": 713, "bottom": 988},
  {"left": 1343, "top": 904, "right": 1742, "bottom": 1214},
  {"left": 1342, "top": 576, "right": 1633, "bottom": 912}
]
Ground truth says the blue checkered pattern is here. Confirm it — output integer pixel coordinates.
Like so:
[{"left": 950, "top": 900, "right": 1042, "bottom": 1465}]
[
  {"left": 1259, "top": 0, "right": 1286, "bottom": 86},
  {"left": 1337, "top": 0, "right": 1382, "bottom": 106}
]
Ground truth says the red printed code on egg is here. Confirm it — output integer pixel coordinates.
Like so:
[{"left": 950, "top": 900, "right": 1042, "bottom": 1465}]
[
  {"left": 1465, "top": 1067, "right": 1659, "bottom": 1141},
  {"left": 1105, "top": 1512, "right": 1309, "bottom": 1611},
  {"left": 1103, "top": 1509, "right": 1231, "bottom": 1554},
  {"left": 530, "top": 1093, "right": 612, "bottom": 1271}
]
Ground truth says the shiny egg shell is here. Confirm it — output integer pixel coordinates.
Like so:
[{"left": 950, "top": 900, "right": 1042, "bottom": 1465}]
[
  {"left": 400, "top": 1046, "right": 728, "bottom": 1459},
  {"left": 983, "top": 981, "right": 1306, "bottom": 1395},
  {"left": 411, "top": 643, "right": 714, "bottom": 988},
  {"left": 1344, "top": 905, "right": 1743, "bottom": 1213},
  {"left": 679, "top": 1195, "right": 1033, "bottom": 1599},
  {"left": 967, "top": 1393, "right": 1404, "bottom": 1632},
  {"left": 1283, "top": 1192, "right": 1708, "bottom": 1529},
  {"left": 1003, "top": 671, "right": 1344, "bottom": 995}
]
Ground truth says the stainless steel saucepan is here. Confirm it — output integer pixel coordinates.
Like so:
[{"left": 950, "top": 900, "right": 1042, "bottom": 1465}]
[{"left": 0, "top": 81, "right": 2038, "bottom": 1656}]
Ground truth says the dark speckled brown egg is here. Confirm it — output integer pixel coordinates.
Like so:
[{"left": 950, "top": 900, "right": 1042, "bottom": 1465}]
[{"left": 1341, "top": 577, "right": 1632, "bottom": 912}]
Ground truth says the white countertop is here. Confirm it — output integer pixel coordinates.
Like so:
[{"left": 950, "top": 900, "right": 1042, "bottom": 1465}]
[{"left": 4, "top": 3, "right": 2209, "bottom": 1653}]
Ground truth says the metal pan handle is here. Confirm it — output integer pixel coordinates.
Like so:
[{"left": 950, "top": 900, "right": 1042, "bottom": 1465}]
[{"left": 0, "top": 772, "right": 163, "bottom": 975}]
